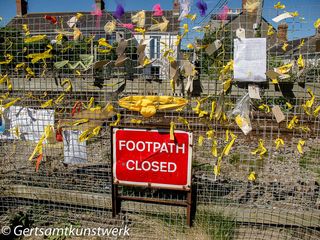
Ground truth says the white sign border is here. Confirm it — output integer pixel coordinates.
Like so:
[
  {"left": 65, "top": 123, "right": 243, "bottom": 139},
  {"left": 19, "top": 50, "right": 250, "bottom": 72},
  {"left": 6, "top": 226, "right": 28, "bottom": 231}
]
[{"left": 112, "top": 127, "right": 193, "bottom": 190}]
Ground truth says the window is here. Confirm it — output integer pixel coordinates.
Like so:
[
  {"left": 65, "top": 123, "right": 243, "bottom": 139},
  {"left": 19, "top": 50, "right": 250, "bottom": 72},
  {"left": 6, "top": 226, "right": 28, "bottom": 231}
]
[
  {"left": 151, "top": 66, "right": 160, "bottom": 78},
  {"left": 150, "top": 36, "right": 161, "bottom": 59}
]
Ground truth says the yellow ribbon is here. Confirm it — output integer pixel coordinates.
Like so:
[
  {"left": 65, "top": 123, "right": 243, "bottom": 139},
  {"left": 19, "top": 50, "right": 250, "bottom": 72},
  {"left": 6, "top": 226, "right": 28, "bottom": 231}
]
[
  {"left": 24, "top": 35, "right": 47, "bottom": 43},
  {"left": 72, "top": 119, "right": 89, "bottom": 126},
  {"left": 251, "top": 139, "right": 267, "bottom": 158},
  {"left": 26, "top": 45, "right": 53, "bottom": 63},
  {"left": 206, "top": 130, "right": 214, "bottom": 139},
  {"left": 275, "top": 137, "right": 284, "bottom": 150},
  {"left": 211, "top": 140, "right": 218, "bottom": 157},
  {"left": 287, "top": 116, "right": 298, "bottom": 129},
  {"left": 41, "top": 99, "right": 53, "bottom": 108},
  {"left": 286, "top": 102, "right": 293, "bottom": 110},
  {"left": 130, "top": 119, "right": 142, "bottom": 124},
  {"left": 209, "top": 101, "right": 216, "bottom": 121},
  {"left": 313, "top": 105, "right": 320, "bottom": 117},
  {"left": 267, "top": 25, "right": 274, "bottom": 36},
  {"left": 110, "top": 113, "right": 121, "bottom": 127},
  {"left": 98, "top": 38, "right": 113, "bottom": 53},
  {"left": 274, "top": 2, "right": 285, "bottom": 9},
  {"left": 29, "top": 125, "right": 53, "bottom": 161},
  {"left": 297, "top": 139, "right": 305, "bottom": 154},
  {"left": 170, "top": 121, "right": 175, "bottom": 141},
  {"left": 61, "top": 78, "right": 73, "bottom": 92},
  {"left": 302, "top": 88, "right": 315, "bottom": 115},
  {"left": 118, "top": 96, "right": 188, "bottom": 118},
  {"left": 178, "top": 117, "right": 190, "bottom": 130},
  {"left": 221, "top": 132, "right": 237, "bottom": 156},
  {"left": 198, "top": 135, "right": 204, "bottom": 147},
  {"left": 297, "top": 54, "right": 304, "bottom": 69},
  {"left": 3, "top": 98, "right": 21, "bottom": 109},
  {"left": 258, "top": 104, "right": 270, "bottom": 113},
  {"left": 222, "top": 79, "right": 232, "bottom": 93},
  {"left": 0, "top": 54, "right": 13, "bottom": 65},
  {"left": 248, "top": 171, "right": 256, "bottom": 181},
  {"left": 79, "top": 126, "right": 102, "bottom": 142},
  {"left": 55, "top": 93, "right": 65, "bottom": 104}
]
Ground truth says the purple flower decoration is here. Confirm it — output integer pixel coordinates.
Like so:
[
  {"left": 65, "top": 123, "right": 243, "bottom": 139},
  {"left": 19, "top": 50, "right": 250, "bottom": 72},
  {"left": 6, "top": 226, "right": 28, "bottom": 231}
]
[
  {"left": 113, "top": 3, "right": 125, "bottom": 19},
  {"left": 196, "top": 0, "right": 207, "bottom": 17}
]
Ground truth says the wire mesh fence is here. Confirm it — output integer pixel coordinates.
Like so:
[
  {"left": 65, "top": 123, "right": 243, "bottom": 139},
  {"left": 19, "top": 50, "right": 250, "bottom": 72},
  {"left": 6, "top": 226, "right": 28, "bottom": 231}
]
[{"left": 0, "top": 1, "right": 320, "bottom": 239}]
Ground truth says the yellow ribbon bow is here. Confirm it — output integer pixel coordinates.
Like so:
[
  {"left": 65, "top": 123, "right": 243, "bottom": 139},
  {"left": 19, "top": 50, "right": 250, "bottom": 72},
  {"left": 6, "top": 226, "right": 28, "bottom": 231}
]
[
  {"left": 267, "top": 25, "right": 274, "bottom": 36},
  {"left": 251, "top": 139, "right": 267, "bottom": 158},
  {"left": 206, "top": 130, "right": 215, "bottom": 139},
  {"left": 248, "top": 171, "right": 256, "bottom": 181},
  {"left": 98, "top": 38, "right": 113, "bottom": 53},
  {"left": 274, "top": 2, "right": 285, "bottom": 9},
  {"left": 302, "top": 88, "right": 315, "bottom": 115},
  {"left": 258, "top": 104, "right": 270, "bottom": 113},
  {"left": 193, "top": 99, "right": 208, "bottom": 117}
]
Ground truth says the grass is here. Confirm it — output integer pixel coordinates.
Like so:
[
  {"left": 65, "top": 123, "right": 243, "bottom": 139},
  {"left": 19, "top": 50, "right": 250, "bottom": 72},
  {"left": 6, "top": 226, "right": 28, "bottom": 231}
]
[
  {"left": 195, "top": 210, "right": 236, "bottom": 240},
  {"left": 150, "top": 209, "right": 236, "bottom": 240}
]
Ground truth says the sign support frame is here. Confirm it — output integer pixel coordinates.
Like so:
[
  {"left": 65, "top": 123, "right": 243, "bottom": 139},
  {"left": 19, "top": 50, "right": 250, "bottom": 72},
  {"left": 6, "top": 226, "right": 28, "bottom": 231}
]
[{"left": 110, "top": 126, "right": 197, "bottom": 227}]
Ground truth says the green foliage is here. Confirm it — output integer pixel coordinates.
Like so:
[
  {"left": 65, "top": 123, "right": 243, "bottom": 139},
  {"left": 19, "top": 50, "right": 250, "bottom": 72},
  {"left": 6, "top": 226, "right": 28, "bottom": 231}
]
[
  {"left": 196, "top": 210, "right": 236, "bottom": 240},
  {"left": 199, "top": 24, "right": 232, "bottom": 75}
]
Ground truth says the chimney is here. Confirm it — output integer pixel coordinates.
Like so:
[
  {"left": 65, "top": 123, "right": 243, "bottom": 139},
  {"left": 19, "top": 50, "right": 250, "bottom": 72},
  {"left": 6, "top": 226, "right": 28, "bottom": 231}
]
[
  {"left": 242, "top": 0, "right": 247, "bottom": 11},
  {"left": 173, "top": 0, "right": 180, "bottom": 14},
  {"left": 242, "top": 0, "right": 261, "bottom": 15},
  {"left": 16, "top": 0, "right": 28, "bottom": 17},
  {"left": 95, "top": 0, "right": 105, "bottom": 11},
  {"left": 277, "top": 23, "right": 288, "bottom": 43}
]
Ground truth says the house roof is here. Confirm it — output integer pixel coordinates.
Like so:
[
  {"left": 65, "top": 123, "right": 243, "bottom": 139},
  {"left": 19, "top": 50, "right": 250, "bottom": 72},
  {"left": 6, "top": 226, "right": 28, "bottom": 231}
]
[
  {"left": 6, "top": 10, "right": 180, "bottom": 35},
  {"left": 210, "top": 11, "right": 277, "bottom": 41},
  {"left": 210, "top": 11, "right": 320, "bottom": 55},
  {"left": 268, "top": 35, "right": 320, "bottom": 56}
]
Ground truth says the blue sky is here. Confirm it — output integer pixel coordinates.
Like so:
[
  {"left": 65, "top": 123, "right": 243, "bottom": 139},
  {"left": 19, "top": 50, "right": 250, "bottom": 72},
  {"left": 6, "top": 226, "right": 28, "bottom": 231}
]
[{"left": 0, "top": 0, "right": 319, "bottom": 38}]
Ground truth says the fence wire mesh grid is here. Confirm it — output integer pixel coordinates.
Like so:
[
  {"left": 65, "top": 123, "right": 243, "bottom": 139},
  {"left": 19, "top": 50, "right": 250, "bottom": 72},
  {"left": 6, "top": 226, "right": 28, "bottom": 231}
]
[{"left": 0, "top": 0, "right": 320, "bottom": 239}]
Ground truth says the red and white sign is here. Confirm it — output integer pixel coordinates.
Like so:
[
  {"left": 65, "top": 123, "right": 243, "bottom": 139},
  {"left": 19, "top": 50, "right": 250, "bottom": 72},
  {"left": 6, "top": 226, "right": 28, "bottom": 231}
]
[{"left": 112, "top": 128, "right": 193, "bottom": 190}]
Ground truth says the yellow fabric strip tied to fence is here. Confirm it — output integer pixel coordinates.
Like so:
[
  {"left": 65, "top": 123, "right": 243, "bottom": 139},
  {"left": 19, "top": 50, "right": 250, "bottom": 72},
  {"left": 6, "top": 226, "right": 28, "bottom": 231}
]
[{"left": 118, "top": 96, "right": 188, "bottom": 118}]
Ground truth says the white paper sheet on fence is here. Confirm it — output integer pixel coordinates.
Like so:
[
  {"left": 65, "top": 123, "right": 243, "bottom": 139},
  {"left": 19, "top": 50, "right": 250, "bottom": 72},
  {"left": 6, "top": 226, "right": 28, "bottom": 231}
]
[
  {"left": 0, "top": 106, "right": 54, "bottom": 141},
  {"left": 234, "top": 38, "right": 266, "bottom": 82},
  {"left": 62, "top": 130, "right": 88, "bottom": 164}
]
